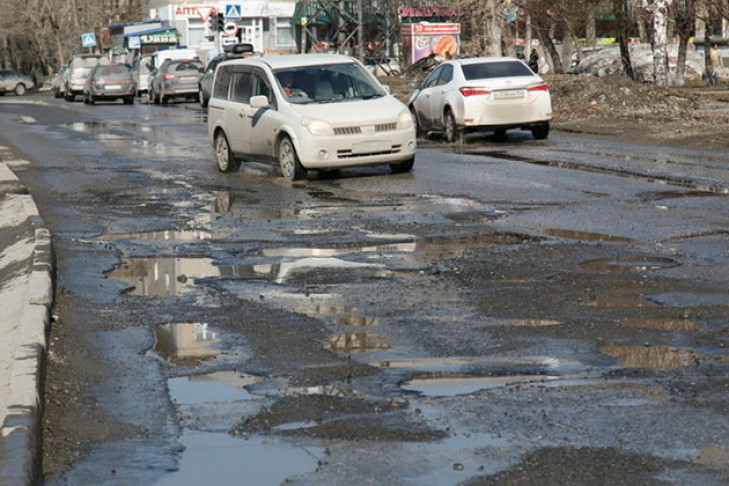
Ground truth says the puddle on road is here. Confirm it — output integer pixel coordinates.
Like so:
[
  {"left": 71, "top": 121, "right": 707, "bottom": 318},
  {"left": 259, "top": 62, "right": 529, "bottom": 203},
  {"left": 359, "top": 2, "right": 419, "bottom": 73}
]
[
  {"left": 621, "top": 319, "right": 701, "bottom": 331},
  {"left": 401, "top": 374, "right": 564, "bottom": 397},
  {"left": 578, "top": 256, "right": 680, "bottom": 271},
  {"left": 96, "top": 229, "right": 212, "bottom": 242},
  {"left": 153, "top": 430, "right": 323, "bottom": 486},
  {"left": 168, "top": 371, "right": 262, "bottom": 405},
  {"left": 68, "top": 121, "right": 197, "bottom": 158},
  {"left": 648, "top": 292, "right": 729, "bottom": 307},
  {"left": 326, "top": 332, "right": 392, "bottom": 352},
  {"left": 543, "top": 228, "right": 634, "bottom": 242},
  {"left": 641, "top": 190, "right": 720, "bottom": 201},
  {"left": 503, "top": 319, "right": 561, "bottom": 327},
  {"left": 106, "top": 256, "right": 387, "bottom": 295},
  {"left": 154, "top": 323, "right": 221, "bottom": 365},
  {"left": 602, "top": 345, "right": 709, "bottom": 369}
]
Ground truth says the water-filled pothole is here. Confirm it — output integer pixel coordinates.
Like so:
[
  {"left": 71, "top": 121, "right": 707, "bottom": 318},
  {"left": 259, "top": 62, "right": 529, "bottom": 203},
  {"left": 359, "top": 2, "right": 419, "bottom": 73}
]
[
  {"left": 578, "top": 256, "right": 680, "bottom": 271},
  {"left": 154, "top": 323, "right": 221, "bottom": 366},
  {"left": 602, "top": 345, "right": 709, "bottom": 368}
]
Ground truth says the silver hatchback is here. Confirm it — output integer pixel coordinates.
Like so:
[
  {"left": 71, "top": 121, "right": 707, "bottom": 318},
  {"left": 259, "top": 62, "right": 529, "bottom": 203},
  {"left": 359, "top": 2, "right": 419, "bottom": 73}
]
[
  {"left": 0, "top": 69, "right": 35, "bottom": 96},
  {"left": 148, "top": 58, "right": 204, "bottom": 104}
]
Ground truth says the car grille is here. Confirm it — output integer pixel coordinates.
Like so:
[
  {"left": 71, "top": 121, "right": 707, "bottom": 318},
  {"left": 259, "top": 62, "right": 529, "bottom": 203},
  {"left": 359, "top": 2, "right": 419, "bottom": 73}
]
[
  {"left": 333, "top": 123, "right": 398, "bottom": 136},
  {"left": 337, "top": 144, "right": 402, "bottom": 159}
]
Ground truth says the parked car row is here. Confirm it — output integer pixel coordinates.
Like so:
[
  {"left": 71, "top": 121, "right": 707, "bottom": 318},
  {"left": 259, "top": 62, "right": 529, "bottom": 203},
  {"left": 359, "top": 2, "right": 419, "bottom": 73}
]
[{"left": 44, "top": 51, "right": 552, "bottom": 182}]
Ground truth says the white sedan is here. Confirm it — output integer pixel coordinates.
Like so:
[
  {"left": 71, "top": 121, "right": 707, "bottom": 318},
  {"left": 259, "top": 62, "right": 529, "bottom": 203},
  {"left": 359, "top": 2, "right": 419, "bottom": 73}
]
[{"left": 408, "top": 57, "right": 552, "bottom": 142}]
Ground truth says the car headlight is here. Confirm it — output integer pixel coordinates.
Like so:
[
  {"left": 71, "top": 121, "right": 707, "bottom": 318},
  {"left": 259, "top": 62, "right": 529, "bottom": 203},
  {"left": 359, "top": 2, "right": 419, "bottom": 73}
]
[
  {"left": 397, "top": 108, "right": 413, "bottom": 129},
  {"left": 302, "top": 117, "right": 333, "bottom": 136}
]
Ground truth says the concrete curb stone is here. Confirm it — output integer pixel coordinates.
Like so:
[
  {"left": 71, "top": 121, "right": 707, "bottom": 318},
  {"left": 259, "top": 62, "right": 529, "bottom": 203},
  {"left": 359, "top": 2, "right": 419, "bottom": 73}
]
[{"left": 0, "top": 162, "right": 53, "bottom": 486}]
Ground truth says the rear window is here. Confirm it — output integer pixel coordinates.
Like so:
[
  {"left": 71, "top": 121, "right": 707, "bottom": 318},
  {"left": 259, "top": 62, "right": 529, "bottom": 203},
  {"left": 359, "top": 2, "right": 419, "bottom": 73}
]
[
  {"left": 462, "top": 61, "right": 533, "bottom": 80},
  {"left": 170, "top": 61, "right": 203, "bottom": 73}
]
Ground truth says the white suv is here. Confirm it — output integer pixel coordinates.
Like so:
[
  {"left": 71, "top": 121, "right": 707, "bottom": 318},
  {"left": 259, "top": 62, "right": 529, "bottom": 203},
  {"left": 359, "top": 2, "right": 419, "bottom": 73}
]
[{"left": 206, "top": 54, "right": 416, "bottom": 180}]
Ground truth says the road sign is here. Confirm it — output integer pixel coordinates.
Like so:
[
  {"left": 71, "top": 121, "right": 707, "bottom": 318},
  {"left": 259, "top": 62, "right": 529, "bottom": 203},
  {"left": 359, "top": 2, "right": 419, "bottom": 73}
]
[
  {"left": 223, "top": 21, "right": 238, "bottom": 36},
  {"left": 225, "top": 4, "right": 242, "bottom": 20},
  {"left": 197, "top": 6, "right": 216, "bottom": 21},
  {"left": 81, "top": 33, "right": 96, "bottom": 47}
]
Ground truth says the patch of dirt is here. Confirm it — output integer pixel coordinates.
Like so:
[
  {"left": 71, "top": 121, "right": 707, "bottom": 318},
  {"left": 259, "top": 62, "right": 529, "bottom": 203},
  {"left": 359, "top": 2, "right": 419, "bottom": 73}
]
[{"left": 386, "top": 71, "right": 729, "bottom": 150}]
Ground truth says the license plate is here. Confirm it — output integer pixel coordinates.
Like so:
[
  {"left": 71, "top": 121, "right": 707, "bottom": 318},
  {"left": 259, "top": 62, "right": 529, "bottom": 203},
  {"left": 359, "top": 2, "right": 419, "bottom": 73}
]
[
  {"left": 106, "top": 84, "right": 122, "bottom": 90},
  {"left": 494, "top": 89, "right": 525, "bottom": 100},
  {"left": 352, "top": 141, "right": 390, "bottom": 154}
]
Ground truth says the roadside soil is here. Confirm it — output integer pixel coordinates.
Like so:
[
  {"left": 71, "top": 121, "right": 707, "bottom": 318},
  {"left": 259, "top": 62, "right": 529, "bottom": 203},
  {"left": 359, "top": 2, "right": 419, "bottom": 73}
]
[{"left": 388, "top": 72, "right": 729, "bottom": 151}]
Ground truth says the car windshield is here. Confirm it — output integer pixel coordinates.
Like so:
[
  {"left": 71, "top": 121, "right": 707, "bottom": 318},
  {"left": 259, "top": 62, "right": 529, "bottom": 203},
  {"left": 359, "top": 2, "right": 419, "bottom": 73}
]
[
  {"left": 274, "top": 62, "right": 385, "bottom": 104},
  {"left": 462, "top": 61, "right": 534, "bottom": 80}
]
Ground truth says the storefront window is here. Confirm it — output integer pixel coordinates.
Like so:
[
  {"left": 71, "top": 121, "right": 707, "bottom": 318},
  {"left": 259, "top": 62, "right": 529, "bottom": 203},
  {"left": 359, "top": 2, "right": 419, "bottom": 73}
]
[{"left": 276, "top": 18, "right": 295, "bottom": 46}]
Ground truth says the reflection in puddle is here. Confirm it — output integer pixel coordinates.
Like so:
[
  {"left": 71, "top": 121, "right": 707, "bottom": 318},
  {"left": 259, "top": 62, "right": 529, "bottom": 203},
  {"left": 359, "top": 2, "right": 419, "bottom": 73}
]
[
  {"left": 602, "top": 345, "right": 708, "bottom": 368},
  {"left": 168, "top": 371, "right": 262, "bottom": 405},
  {"left": 642, "top": 190, "right": 719, "bottom": 201},
  {"left": 504, "top": 319, "right": 561, "bottom": 327},
  {"left": 152, "top": 431, "right": 323, "bottom": 486},
  {"left": 68, "top": 121, "right": 195, "bottom": 158},
  {"left": 96, "top": 229, "right": 212, "bottom": 242},
  {"left": 326, "top": 332, "right": 391, "bottom": 352},
  {"left": 107, "top": 256, "right": 386, "bottom": 295},
  {"left": 621, "top": 319, "right": 701, "bottom": 331},
  {"left": 402, "top": 374, "right": 562, "bottom": 397},
  {"left": 544, "top": 228, "right": 633, "bottom": 242},
  {"left": 154, "top": 323, "right": 220, "bottom": 365},
  {"left": 579, "top": 256, "right": 680, "bottom": 271}
]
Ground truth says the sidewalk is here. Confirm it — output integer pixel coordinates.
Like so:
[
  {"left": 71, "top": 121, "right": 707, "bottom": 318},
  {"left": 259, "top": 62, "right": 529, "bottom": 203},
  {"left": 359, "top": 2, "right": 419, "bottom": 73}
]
[{"left": 0, "top": 161, "right": 53, "bottom": 486}]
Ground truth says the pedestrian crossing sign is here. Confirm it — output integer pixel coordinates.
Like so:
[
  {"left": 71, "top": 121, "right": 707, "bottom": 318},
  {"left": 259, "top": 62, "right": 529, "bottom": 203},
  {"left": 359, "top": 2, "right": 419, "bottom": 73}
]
[
  {"left": 81, "top": 33, "right": 97, "bottom": 47},
  {"left": 225, "top": 4, "right": 242, "bottom": 20}
]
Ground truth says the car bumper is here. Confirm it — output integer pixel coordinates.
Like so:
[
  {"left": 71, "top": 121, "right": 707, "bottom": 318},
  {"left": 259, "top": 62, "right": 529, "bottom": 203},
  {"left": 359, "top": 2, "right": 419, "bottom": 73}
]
[
  {"left": 294, "top": 127, "right": 416, "bottom": 169},
  {"left": 462, "top": 96, "right": 552, "bottom": 129}
]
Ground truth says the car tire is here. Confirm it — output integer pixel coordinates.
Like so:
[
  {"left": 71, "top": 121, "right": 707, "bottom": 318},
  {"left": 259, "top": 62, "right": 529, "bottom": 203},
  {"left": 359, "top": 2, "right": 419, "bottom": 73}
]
[
  {"left": 88, "top": 95, "right": 95, "bottom": 105},
  {"left": 531, "top": 122, "right": 549, "bottom": 140},
  {"left": 389, "top": 156, "right": 414, "bottom": 174},
  {"left": 199, "top": 88, "right": 208, "bottom": 108},
  {"left": 14, "top": 84, "right": 26, "bottom": 96},
  {"left": 123, "top": 96, "right": 134, "bottom": 105},
  {"left": 444, "top": 109, "right": 459, "bottom": 143},
  {"left": 161, "top": 95, "right": 169, "bottom": 105},
  {"left": 215, "top": 132, "right": 241, "bottom": 173},
  {"left": 278, "top": 136, "right": 306, "bottom": 181},
  {"left": 65, "top": 93, "right": 75, "bottom": 102},
  {"left": 493, "top": 128, "right": 507, "bottom": 141}
]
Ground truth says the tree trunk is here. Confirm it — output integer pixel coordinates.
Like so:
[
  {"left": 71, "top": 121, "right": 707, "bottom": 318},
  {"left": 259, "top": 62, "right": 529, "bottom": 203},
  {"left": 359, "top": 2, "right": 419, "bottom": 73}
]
[{"left": 650, "top": 0, "right": 672, "bottom": 85}]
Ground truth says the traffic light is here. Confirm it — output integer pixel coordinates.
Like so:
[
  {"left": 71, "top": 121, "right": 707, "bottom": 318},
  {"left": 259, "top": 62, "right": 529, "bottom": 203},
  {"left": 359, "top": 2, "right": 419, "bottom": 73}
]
[
  {"left": 206, "top": 14, "right": 216, "bottom": 34},
  {"left": 216, "top": 13, "right": 225, "bottom": 32}
]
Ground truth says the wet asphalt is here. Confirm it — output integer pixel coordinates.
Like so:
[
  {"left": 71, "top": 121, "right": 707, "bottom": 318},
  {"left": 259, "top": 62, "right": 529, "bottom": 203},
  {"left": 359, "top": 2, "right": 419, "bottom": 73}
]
[{"left": 1, "top": 93, "right": 729, "bottom": 485}]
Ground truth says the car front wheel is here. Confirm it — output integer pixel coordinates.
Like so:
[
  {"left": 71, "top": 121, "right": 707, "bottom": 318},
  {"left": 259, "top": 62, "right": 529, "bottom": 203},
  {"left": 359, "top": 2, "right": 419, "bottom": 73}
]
[
  {"left": 199, "top": 88, "right": 208, "bottom": 108},
  {"left": 14, "top": 84, "right": 26, "bottom": 96},
  {"left": 278, "top": 136, "right": 306, "bottom": 181},
  {"left": 444, "top": 109, "right": 459, "bottom": 143},
  {"left": 389, "top": 156, "right": 414, "bottom": 174},
  {"left": 410, "top": 107, "right": 422, "bottom": 138},
  {"left": 215, "top": 132, "right": 240, "bottom": 173}
]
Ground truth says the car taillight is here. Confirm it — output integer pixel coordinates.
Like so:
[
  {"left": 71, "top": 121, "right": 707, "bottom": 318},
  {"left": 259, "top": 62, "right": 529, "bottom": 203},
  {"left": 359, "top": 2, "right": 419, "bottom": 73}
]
[
  {"left": 163, "top": 74, "right": 175, "bottom": 81},
  {"left": 459, "top": 87, "right": 491, "bottom": 97},
  {"left": 527, "top": 82, "right": 549, "bottom": 92}
]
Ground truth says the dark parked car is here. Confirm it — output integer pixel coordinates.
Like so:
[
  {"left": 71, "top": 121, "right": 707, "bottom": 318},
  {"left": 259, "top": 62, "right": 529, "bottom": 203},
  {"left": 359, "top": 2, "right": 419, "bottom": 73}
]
[
  {"left": 83, "top": 64, "right": 136, "bottom": 105},
  {"left": 148, "top": 58, "right": 204, "bottom": 104},
  {"left": 0, "top": 69, "right": 35, "bottom": 96},
  {"left": 198, "top": 43, "right": 256, "bottom": 108}
]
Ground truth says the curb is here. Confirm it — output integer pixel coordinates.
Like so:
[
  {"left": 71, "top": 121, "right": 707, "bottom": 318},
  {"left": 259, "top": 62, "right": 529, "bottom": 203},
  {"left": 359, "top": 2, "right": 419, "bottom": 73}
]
[{"left": 0, "top": 164, "right": 53, "bottom": 486}]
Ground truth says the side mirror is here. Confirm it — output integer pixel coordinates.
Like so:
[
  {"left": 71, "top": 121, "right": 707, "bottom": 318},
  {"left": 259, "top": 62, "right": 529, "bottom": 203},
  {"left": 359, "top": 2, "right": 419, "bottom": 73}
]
[
  {"left": 411, "top": 81, "right": 422, "bottom": 90},
  {"left": 250, "top": 95, "right": 270, "bottom": 109},
  {"left": 199, "top": 67, "right": 205, "bottom": 74}
]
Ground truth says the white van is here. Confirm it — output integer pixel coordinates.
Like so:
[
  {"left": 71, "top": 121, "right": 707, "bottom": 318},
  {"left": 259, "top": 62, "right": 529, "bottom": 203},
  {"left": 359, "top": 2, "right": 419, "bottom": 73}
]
[{"left": 207, "top": 54, "right": 416, "bottom": 181}]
